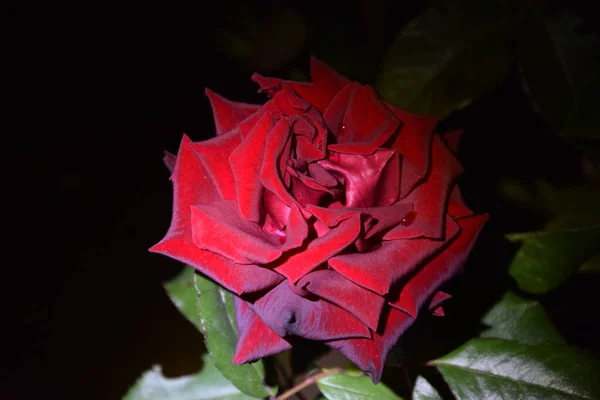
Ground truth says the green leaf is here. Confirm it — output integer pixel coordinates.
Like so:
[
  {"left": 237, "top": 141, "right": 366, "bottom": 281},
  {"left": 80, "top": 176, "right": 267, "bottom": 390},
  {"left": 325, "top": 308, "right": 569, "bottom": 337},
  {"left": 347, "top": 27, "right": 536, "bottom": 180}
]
[
  {"left": 123, "top": 354, "right": 257, "bottom": 400},
  {"left": 164, "top": 267, "right": 274, "bottom": 398},
  {"left": 578, "top": 253, "right": 600, "bottom": 275},
  {"left": 507, "top": 226, "right": 600, "bottom": 294},
  {"left": 480, "top": 291, "right": 565, "bottom": 345},
  {"left": 432, "top": 338, "right": 600, "bottom": 399},
  {"left": 518, "top": 4, "right": 600, "bottom": 131},
  {"left": 561, "top": 72, "right": 600, "bottom": 140},
  {"left": 412, "top": 376, "right": 442, "bottom": 400},
  {"left": 317, "top": 371, "right": 403, "bottom": 400},
  {"left": 376, "top": 1, "right": 515, "bottom": 118}
]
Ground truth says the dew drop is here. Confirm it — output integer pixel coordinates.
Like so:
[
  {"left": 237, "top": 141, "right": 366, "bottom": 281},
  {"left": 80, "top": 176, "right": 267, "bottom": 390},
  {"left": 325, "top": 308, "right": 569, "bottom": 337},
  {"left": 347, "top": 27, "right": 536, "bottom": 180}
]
[{"left": 401, "top": 211, "right": 417, "bottom": 226}]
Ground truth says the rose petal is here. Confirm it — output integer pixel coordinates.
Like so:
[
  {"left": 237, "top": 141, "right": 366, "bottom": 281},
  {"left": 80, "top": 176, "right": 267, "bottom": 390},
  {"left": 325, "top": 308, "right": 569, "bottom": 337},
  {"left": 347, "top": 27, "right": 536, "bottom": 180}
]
[
  {"left": 298, "top": 270, "right": 386, "bottom": 330},
  {"left": 329, "top": 216, "right": 460, "bottom": 295},
  {"left": 328, "top": 306, "right": 414, "bottom": 383},
  {"left": 448, "top": 185, "right": 474, "bottom": 219},
  {"left": 384, "top": 135, "right": 463, "bottom": 240},
  {"left": 389, "top": 214, "right": 488, "bottom": 317},
  {"left": 442, "top": 129, "right": 463, "bottom": 153},
  {"left": 318, "top": 149, "right": 398, "bottom": 208},
  {"left": 250, "top": 57, "right": 349, "bottom": 112},
  {"left": 274, "top": 213, "right": 362, "bottom": 283},
  {"left": 191, "top": 200, "right": 307, "bottom": 265},
  {"left": 251, "top": 282, "right": 370, "bottom": 340},
  {"left": 162, "top": 150, "right": 176, "bottom": 174},
  {"left": 190, "top": 129, "right": 241, "bottom": 201},
  {"left": 232, "top": 296, "right": 292, "bottom": 364},
  {"left": 205, "top": 88, "right": 261, "bottom": 136},
  {"left": 230, "top": 112, "right": 278, "bottom": 222},
  {"left": 383, "top": 101, "right": 438, "bottom": 198}
]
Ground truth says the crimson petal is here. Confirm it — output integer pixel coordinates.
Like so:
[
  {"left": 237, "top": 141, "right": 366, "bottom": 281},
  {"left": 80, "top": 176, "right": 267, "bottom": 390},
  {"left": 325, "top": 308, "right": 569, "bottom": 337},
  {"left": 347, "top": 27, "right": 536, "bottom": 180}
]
[
  {"left": 383, "top": 100, "right": 438, "bottom": 198},
  {"left": 328, "top": 307, "right": 414, "bottom": 383},
  {"left": 230, "top": 112, "right": 278, "bottom": 222},
  {"left": 191, "top": 200, "right": 307, "bottom": 265},
  {"left": 275, "top": 213, "right": 362, "bottom": 283},
  {"left": 298, "top": 270, "right": 385, "bottom": 330},
  {"left": 389, "top": 214, "right": 488, "bottom": 317},
  {"left": 205, "top": 88, "right": 261, "bottom": 136},
  {"left": 190, "top": 129, "right": 241, "bottom": 201},
  {"left": 251, "top": 282, "right": 370, "bottom": 340},
  {"left": 329, "top": 216, "right": 460, "bottom": 295},
  {"left": 442, "top": 129, "right": 463, "bottom": 153},
  {"left": 384, "top": 135, "right": 463, "bottom": 240},
  {"left": 232, "top": 296, "right": 292, "bottom": 364}
]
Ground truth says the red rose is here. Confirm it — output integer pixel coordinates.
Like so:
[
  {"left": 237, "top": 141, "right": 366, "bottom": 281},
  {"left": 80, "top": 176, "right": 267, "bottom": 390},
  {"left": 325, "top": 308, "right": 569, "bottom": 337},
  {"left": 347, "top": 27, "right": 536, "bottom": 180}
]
[{"left": 151, "top": 57, "right": 487, "bottom": 382}]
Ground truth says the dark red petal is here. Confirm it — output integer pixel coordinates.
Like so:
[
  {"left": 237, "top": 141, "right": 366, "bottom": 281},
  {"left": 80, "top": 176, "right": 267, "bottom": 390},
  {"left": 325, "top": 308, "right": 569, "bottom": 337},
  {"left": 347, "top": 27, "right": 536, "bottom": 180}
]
[
  {"left": 275, "top": 214, "right": 362, "bottom": 283},
  {"left": 329, "top": 216, "right": 460, "bottom": 295},
  {"left": 384, "top": 135, "right": 463, "bottom": 240},
  {"left": 429, "top": 291, "right": 452, "bottom": 310},
  {"left": 190, "top": 129, "right": 241, "bottom": 201},
  {"left": 163, "top": 150, "right": 176, "bottom": 174},
  {"left": 432, "top": 306, "right": 445, "bottom": 316},
  {"left": 306, "top": 203, "right": 413, "bottom": 239},
  {"left": 191, "top": 200, "right": 308, "bottom": 265},
  {"left": 150, "top": 239, "right": 283, "bottom": 295},
  {"left": 318, "top": 149, "right": 397, "bottom": 208},
  {"left": 205, "top": 88, "right": 261, "bottom": 136},
  {"left": 298, "top": 270, "right": 385, "bottom": 330},
  {"left": 328, "top": 307, "right": 414, "bottom": 383},
  {"left": 230, "top": 112, "right": 278, "bottom": 222},
  {"left": 389, "top": 214, "right": 488, "bottom": 317},
  {"left": 232, "top": 296, "right": 292, "bottom": 364},
  {"left": 448, "top": 185, "right": 474, "bottom": 219},
  {"left": 383, "top": 100, "right": 438, "bottom": 198},
  {"left": 442, "top": 129, "right": 463, "bottom": 153},
  {"left": 251, "top": 282, "right": 370, "bottom": 340},
  {"left": 375, "top": 151, "right": 401, "bottom": 207}
]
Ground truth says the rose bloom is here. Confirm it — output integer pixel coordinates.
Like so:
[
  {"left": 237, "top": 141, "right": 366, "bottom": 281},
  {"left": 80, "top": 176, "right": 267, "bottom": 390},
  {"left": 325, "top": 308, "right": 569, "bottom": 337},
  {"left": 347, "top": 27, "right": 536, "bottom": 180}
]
[{"left": 151, "top": 57, "right": 487, "bottom": 382}]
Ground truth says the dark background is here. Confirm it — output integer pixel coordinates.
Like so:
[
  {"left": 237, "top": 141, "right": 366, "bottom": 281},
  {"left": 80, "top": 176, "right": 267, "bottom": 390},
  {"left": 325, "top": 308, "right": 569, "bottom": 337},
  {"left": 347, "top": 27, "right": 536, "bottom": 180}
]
[{"left": 3, "top": 1, "right": 598, "bottom": 399}]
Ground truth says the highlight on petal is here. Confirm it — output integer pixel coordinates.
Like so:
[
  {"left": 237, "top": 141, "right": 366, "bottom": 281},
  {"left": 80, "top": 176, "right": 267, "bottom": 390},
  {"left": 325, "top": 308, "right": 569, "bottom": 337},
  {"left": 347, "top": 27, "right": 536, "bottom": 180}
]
[
  {"left": 329, "top": 216, "right": 460, "bottom": 295},
  {"left": 191, "top": 200, "right": 308, "bottom": 265},
  {"left": 251, "top": 282, "right": 370, "bottom": 340},
  {"left": 384, "top": 135, "right": 464, "bottom": 240},
  {"left": 328, "top": 306, "right": 414, "bottom": 383},
  {"left": 389, "top": 214, "right": 488, "bottom": 317},
  {"left": 205, "top": 88, "right": 261, "bottom": 136},
  {"left": 297, "top": 270, "right": 386, "bottom": 330},
  {"left": 232, "top": 296, "right": 292, "bottom": 364}
]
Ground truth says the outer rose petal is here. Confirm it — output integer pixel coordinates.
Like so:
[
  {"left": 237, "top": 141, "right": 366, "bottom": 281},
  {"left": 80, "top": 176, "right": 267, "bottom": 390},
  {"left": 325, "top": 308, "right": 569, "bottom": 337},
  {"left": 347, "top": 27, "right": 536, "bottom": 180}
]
[
  {"left": 232, "top": 296, "right": 292, "bottom": 364},
  {"left": 328, "top": 307, "right": 414, "bottom": 383},
  {"left": 384, "top": 135, "right": 463, "bottom": 240},
  {"left": 251, "top": 282, "right": 370, "bottom": 340},
  {"left": 230, "top": 111, "right": 278, "bottom": 222},
  {"left": 190, "top": 129, "right": 241, "bottom": 201},
  {"left": 191, "top": 200, "right": 308, "bottom": 265},
  {"left": 329, "top": 216, "right": 460, "bottom": 295},
  {"left": 205, "top": 88, "right": 261, "bottom": 136},
  {"left": 389, "top": 214, "right": 488, "bottom": 317},
  {"left": 383, "top": 100, "right": 438, "bottom": 198},
  {"left": 162, "top": 150, "right": 176, "bottom": 174},
  {"left": 298, "top": 270, "right": 386, "bottom": 330},
  {"left": 442, "top": 129, "right": 463, "bottom": 153}
]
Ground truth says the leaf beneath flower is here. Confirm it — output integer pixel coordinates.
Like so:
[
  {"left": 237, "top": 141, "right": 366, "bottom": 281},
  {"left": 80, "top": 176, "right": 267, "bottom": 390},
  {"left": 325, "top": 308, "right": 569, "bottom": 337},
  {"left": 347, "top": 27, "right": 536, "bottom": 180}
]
[
  {"left": 412, "top": 376, "right": 442, "bottom": 400},
  {"left": 317, "top": 371, "right": 403, "bottom": 400},
  {"left": 480, "top": 291, "right": 565, "bottom": 345},
  {"left": 164, "top": 266, "right": 275, "bottom": 398},
  {"left": 123, "top": 354, "right": 256, "bottom": 400},
  {"left": 432, "top": 338, "right": 600, "bottom": 399}
]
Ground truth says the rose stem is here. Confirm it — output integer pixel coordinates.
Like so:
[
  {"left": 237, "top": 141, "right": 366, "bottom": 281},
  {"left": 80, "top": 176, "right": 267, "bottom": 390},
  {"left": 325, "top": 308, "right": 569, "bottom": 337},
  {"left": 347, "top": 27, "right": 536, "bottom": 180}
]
[{"left": 274, "top": 368, "right": 345, "bottom": 400}]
